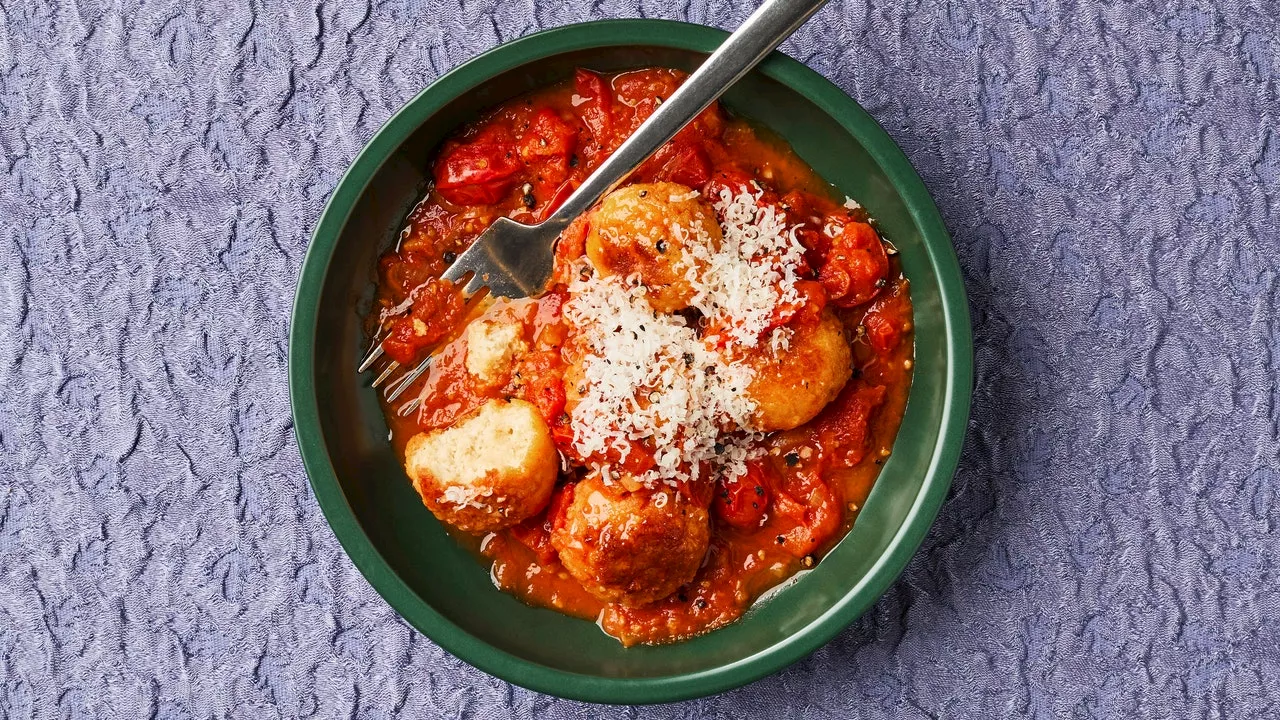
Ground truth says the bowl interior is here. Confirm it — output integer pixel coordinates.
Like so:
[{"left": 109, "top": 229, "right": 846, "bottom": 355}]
[{"left": 294, "top": 25, "right": 967, "bottom": 702}]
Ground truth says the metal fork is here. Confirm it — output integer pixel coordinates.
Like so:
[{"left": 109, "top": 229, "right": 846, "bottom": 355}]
[{"left": 363, "top": 0, "right": 831, "bottom": 409}]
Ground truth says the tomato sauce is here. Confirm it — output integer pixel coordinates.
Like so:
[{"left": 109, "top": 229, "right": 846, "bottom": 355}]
[{"left": 368, "top": 67, "right": 915, "bottom": 645}]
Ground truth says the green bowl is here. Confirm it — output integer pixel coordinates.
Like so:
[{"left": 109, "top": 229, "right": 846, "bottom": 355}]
[{"left": 289, "top": 19, "right": 971, "bottom": 704}]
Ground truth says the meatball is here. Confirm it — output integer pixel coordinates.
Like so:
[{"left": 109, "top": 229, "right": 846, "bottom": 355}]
[
  {"left": 551, "top": 471, "right": 710, "bottom": 606},
  {"left": 585, "top": 182, "right": 721, "bottom": 313},
  {"left": 404, "top": 398, "right": 558, "bottom": 534},
  {"left": 745, "top": 309, "right": 852, "bottom": 432},
  {"left": 465, "top": 317, "right": 527, "bottom": 388}
]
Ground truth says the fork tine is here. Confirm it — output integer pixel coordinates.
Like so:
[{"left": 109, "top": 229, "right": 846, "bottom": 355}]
[
  {"left": 385, "top": 355, "right": 433, "bottom": 402},
  {"left": 396, "top": 397, "right": 421, "bottom": 418},
  {"left": 358, "top": 342, "right": 384, "bottom": 372},
  {"left": 371, "top": 359, "right": 400, "bottom": 388},
  {"left": 463, "top": 272, "right": 487, "bottom": 295},
  {"left": 440, "top": 254, "right": 473, "bottom": 284}
]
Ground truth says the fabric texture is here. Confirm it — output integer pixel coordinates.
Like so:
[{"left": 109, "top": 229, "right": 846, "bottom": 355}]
[{"left": 2, "top": 1, "right": 1277, "bottom": 717}]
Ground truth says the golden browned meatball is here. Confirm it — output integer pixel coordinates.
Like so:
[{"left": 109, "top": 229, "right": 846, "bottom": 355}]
[
  {"left": 744, "top": 309, "right": 852, "bottom": 432},
  {"left": 404, "top": 398, "right": 558, "bottom": 534},
  {"left": 551, "top": 471, "right": 710, "bottom": 606},
  {"left": 585, "top": 182, "right": 721, "bottom": 313}
]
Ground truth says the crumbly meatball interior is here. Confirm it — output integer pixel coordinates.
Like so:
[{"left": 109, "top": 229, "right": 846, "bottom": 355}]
[
  {"left": 405, "top": 398, "right": 557, "bottom": 534},
  {"left": 745, "top": 309, "right": 852, "bottom": 432},
  {"left": 551, "top": 471, "right": 711, "bottom": 606},
  {"left": 585, "top": 182, "right": 721, "bottom": 313},
  {"left": 465, "top": 317, "right": 527, "bottom": 388}
]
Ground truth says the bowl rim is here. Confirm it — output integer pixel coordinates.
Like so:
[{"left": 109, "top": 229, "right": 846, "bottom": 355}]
[{"left": 289, "top": 18, "right": 972, "bottom": 704}]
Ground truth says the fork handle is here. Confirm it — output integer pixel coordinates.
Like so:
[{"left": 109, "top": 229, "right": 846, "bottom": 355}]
[{"left": 544, "top": 0, "right": 832, "bottom": 229}]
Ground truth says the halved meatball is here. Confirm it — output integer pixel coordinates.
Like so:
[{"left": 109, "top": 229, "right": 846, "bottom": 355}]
[
  {"left": 585, "top": 182, "right": 721, "bottom": 313},
  {"left": 551, "top": 471, "right": 710, "bottom": 606},
  {"left": 404, "top": 398, "right": 557, "bottom": 534},
  {"left": 744, "top": 309, "right": 852, "bottom": 432},
  {"left": 464, "top": 316, "right": 527, "bottom": 389}
]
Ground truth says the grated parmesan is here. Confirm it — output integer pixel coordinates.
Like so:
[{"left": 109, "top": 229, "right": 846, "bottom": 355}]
[
  {"left": 560, "top": 187, "right": 817, "bottom": 488},
  {"left": 684, "top": 187, "right": 810, "bottom": 350},
  {"left": 563, "top": 266, "right": 762, "bottom": 487},
  {"left": 440, "top": 484, "right": 492, "bottom": 511}
]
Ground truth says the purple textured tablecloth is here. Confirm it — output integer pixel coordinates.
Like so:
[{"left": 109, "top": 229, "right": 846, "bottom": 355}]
[{"left": 2, "top": 1, "right": 1277, "bottom": 717}]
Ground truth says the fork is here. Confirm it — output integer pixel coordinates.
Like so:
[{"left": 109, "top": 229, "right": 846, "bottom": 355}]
[{"left": 363, "top": 0, "right": 831, "bottom": 410}]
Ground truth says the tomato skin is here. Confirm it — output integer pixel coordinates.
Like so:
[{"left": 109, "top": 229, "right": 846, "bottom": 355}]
[
  {"left": 573, "top": 69, "right": 614, "bottom": 145},
  {"left": 505, "top": 348, "right": 569, "bottom": 427},
  {"left": 550, "top": 213, "right": 591, "bottom": 286},
  {"left": 536, "top": 179, "right": 576, "bottom": 222},
  {"left": 637, "top": 140, "right": 712, "bottom": 187},
  {"left": 509, "top": 519, "right": 559, "bottom": 566},
  {"left": 519, "top": 108, "right": 576, "bottom": 161},
  {"left": 434, "top": 137, "right": 523, "bottom": 205},
  {"left": 713, "top": 461, "right": 771, "bottom": 531},
  {"left": 780, "top": 190, "right": 831, "bottom": 271},
  {"left": 862, "top": 280, "right": 910, "bottom": 355},
  {"left": 779, "top": 190, "right": 821, "bottom": 224},
  {"left": 380, "top": 318, "right": 421, "bottom": 365},
  {"left": 547, "top": 481, "right": 575, "bottom": 533},
  {"left": 818, "top": 221, "right": 889, "bottom": 307}
]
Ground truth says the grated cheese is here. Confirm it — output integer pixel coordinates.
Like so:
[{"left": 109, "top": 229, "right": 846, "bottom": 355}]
[
  {"left": 440, "top": 484, "right": 492, "bottom": 511},
  {"left": 684, "top": 187, "right": 809, "bottom": 350},
  {"left": 560, "top": 186, "right": 818, "bottom": 488},
  {"left": 563, "top": 266, "right": 762, "bottom": 487}
]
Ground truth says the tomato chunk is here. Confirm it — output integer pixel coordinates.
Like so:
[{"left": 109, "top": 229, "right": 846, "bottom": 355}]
[
  {"left": 526, "top": 370, "right": 567, "bottom": 425},
  {"left": 862, "top": 280, "right": 911, "bottom": 355},
  {"left": 704, "top": 169, "right": 762, "bottom": 202},
  {"left": 780, "top": 190, "right": 831, "bottom": 270},
  {"left": 612, "top": 67, "right": 724, "bottom": 142},
  {"left": 510, "top": 483, "right": 575, "bottom": 566},
  {"left": 637, "top": 139, "right": 712, "bottom": 187},
  {"left": 380, "top": 278, "right": 465, "bottom": 364},
  {"left": 434, "top": 134, "right": 523, "bottom": 205},
  {"left": 536, "top": 179, "right": 577, "bottom": 222},
  {"left": 550, "top": 213, "right": 591, "bottom": 286},
  {"left": 573, "top": 69, "right": 614, "bottom": 146},
  {"left": 812, "top": 383, "right": 887, "bottom": 468},
  {"left": 713, "top": 461, "right": 771, "bottom": 531},
  {"left": 519, "top": 108, "right": 577, "bottom": 184},
  {"left": 818, "top": 221, "right": 889, "bottom": 307},
  {"left": 770, "top": 468, "right": 843, "bottom": 557},
  {"left": 863, "top": 311, "right": 899, "bottom": 355}
]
